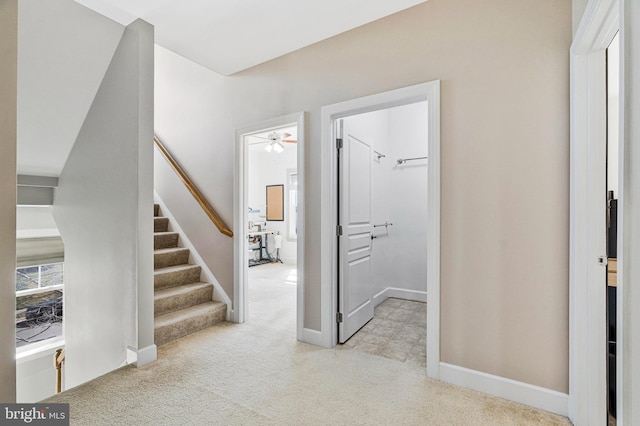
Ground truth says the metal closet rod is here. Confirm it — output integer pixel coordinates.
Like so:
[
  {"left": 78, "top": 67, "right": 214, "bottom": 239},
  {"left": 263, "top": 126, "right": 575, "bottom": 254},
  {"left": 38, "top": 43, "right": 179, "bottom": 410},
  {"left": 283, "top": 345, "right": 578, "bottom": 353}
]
[
  {"left": 374, "top": 222, "right": 393, "bottom": 228},
  {"left": 374, "top": 150, "right": 386, "bottom": 159},
  {"left": 397, "top": 156, "right": 428, "bottom": 165}
]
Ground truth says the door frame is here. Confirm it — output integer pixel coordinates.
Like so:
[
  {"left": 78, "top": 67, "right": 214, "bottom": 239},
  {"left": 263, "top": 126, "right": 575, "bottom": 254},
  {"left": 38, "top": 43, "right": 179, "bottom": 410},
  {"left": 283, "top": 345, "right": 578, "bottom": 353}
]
[
  {"left": 319, "top": 81, "right": 441, "bottom": 378},
  {"left": 569, "top": 0, "right": 619, "bottom": 423},
  {"left": 233, "top": 112, "right": 306, "bottom": 342}
]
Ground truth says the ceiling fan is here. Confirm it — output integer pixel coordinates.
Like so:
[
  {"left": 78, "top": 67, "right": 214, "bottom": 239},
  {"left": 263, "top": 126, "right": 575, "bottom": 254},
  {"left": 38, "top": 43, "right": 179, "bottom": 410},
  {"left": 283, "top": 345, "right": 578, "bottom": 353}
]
[{"left": 257, "top": 131, "right": 297, "bottom": 153}]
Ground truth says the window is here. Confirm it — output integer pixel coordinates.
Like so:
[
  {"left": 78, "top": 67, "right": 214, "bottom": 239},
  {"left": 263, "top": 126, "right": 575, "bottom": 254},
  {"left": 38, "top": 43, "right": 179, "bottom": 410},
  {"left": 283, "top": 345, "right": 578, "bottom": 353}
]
[
  {"left": 16, "top": 262, "right": 64, "bottom": 348},
  {"left": 288, "top": 169, "right": 298, "bottom": 240}
]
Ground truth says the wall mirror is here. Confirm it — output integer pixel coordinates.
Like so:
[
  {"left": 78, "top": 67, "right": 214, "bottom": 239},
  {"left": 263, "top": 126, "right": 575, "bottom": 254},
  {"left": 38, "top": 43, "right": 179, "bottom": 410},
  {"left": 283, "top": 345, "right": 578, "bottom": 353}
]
[{"left": 266, "top": 185, "right": 284, "bottom": 221}]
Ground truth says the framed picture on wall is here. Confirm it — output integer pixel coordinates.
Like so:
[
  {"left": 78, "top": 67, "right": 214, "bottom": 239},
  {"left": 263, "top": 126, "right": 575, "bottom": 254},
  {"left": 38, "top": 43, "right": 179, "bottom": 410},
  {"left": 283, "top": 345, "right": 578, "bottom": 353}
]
[{"left": 266, "top": 184, "right": 284, "bottom": 221}]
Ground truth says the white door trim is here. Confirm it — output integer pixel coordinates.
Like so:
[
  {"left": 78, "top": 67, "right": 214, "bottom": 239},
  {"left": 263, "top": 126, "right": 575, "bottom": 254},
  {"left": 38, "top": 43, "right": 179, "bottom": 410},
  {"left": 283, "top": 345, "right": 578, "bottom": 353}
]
[
  {"left": 619, "top": 0, "right": 640, "bottom": 423},
  {"left": 570, "top": 0, "right": 619, "bottom": 424},
  {"left": 319, "top": 81, "right": 441, "bottom": 379},
  {"left": 233, "top": 112, "right": 306, "bottom": 342}
]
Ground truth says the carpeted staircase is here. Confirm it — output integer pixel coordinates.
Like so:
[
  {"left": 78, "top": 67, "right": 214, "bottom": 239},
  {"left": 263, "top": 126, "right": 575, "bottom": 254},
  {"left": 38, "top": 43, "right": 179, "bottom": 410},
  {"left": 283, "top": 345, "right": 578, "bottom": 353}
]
[{"left": 153, "top": 203, "right": 226, "bottom": 346}]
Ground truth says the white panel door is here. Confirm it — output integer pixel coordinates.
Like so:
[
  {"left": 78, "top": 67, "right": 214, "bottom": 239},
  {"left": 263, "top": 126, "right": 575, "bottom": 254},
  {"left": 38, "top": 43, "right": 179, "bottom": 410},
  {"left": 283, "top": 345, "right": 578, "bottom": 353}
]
[{"left": 338, "top": 119, "right": 373, "bottom": 343}]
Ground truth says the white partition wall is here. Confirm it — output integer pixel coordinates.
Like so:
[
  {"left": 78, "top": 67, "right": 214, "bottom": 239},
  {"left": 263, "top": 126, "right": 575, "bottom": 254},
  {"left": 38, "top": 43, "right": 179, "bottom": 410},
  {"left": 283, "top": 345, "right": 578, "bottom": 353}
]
[{"left": 53, "top": 19, "right": 155, "bottom": 388}]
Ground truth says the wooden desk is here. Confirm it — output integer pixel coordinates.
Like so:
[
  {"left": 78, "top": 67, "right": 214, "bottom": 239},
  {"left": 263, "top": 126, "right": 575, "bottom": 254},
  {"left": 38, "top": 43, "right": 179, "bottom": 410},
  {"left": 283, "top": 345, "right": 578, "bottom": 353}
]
[{"left": 248, "top": 231, "right": 274, "bottom": 267}]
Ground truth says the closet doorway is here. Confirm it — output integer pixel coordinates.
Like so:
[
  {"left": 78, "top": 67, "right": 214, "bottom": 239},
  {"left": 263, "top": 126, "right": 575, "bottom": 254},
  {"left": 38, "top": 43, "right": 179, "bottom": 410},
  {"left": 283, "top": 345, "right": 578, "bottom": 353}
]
[
  {"left": 337, "top": 103, "right": 428, "bottom": 367},
  {"left": 233, "top": 112, "right": 305, "bottom": 338},
  {"left": 319, "top": 80, "right": 441, "bottom": 377}
]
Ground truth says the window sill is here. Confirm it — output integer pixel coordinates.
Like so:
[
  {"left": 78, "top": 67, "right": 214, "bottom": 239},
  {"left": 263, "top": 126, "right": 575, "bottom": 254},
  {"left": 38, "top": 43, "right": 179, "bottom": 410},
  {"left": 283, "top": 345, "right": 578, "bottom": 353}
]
[
  {"left": 16, "top": 338, "right": 64, "bottom": 364},
  {"left": 16, "top": 284, "right": 64, "bottom": 297}
]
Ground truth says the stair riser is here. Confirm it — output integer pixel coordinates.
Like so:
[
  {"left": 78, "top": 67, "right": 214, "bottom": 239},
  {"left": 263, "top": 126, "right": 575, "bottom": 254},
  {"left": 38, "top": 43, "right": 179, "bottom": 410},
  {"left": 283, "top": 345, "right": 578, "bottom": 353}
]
[
  {"left": 154, "top": 233, "right": 179, "bottom": 250},
  {"left": 155, "top": 286, "right": 213, "bottom": 317},
  {"left": 155, "top": 266, "right": 201, "bottom": 290},
  {"left": 155, "top": 304, "right": 226, "bottom": 346},
  {"left": 154, "top": 217, "right": 169, "bottom": 232},
  {"left": 154, "top": 249, "right": 190, "bottom": 269}
]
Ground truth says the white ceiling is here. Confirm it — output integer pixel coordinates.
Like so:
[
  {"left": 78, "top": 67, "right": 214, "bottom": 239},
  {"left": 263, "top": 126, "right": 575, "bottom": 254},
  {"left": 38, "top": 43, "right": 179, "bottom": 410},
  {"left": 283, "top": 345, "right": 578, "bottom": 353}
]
[{"left": 74, "top": 0, "right": 428, "bottom": 76}]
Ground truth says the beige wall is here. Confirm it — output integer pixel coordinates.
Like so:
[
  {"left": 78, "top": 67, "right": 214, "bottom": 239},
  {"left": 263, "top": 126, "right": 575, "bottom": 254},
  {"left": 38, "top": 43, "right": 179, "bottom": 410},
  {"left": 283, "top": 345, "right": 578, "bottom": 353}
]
[
  {"left": 0, "top": 0, "right": 18, "bottom": 403},
  {"left": 155, "top": 0, "right": 571, "bottom": 392}
]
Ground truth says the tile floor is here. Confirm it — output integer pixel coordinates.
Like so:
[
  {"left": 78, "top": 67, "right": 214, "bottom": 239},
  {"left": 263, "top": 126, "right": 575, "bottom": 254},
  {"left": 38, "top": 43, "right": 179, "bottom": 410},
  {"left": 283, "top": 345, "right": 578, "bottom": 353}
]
[{"left": 339, "top": 297, "right": 427, "bottom": 367}]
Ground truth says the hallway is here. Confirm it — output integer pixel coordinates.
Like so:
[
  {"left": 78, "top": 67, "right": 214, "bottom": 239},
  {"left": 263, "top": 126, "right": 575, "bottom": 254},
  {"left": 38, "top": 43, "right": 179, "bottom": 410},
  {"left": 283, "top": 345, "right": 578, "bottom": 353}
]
[{"left": 46, "top": 264, "right": 570, "bottom": 425}]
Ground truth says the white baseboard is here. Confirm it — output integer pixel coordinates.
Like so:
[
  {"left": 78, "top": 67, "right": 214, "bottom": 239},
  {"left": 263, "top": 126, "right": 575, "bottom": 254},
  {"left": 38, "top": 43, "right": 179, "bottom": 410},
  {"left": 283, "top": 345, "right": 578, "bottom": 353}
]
[
  {"left": 154, "top": 193, "right": 233, "bottom": 321},
  {"left": 439, "top": 362, "right": 568, "bottom": 417},
  {"left": 126, "top": 347, "right": 137, "bottom": 365},
  {"left": 228, "top": 308, "right": 239, "bottom": 324},
  {"left": 135, "top": 344, "right": 157, "bottom": 367},
  {"left": 374, "top": 287, "right": 427, "bottom": 306},
  {"left": 300, "top": 327, "right": 330, "bottom": 348}
]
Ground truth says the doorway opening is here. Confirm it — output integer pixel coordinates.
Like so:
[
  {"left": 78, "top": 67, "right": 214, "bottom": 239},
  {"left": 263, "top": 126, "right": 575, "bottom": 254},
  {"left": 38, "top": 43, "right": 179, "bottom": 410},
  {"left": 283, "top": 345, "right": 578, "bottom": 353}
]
[
  {"left": 246, "top": 126, "right": 298, "bottom": 326},
  {"left": 234, "top": 112, "right": 305, "bottom": 340},
  {"left": 319, "top": 81, "right": 440, "bottom": 378},
  {"left": 336, "top": 103, "right": 428, "bottom": 367}
]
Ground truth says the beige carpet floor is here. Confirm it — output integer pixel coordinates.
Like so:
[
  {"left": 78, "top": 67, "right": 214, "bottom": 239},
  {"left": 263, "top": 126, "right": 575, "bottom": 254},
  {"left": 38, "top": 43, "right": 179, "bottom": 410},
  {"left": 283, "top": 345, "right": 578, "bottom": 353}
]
[{"left": 46, "top": 263, "right": 572, "bottom": 425}]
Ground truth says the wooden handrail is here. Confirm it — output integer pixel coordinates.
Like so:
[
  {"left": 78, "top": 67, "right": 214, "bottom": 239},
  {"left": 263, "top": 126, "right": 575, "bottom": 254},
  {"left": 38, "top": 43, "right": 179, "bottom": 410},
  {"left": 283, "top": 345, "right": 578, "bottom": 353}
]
[
  {"left": 54, "top": 348, "right": 64, "bottom": 394},
  {"left": 154, "top": 135, "right": 233, "bottom": 238}
]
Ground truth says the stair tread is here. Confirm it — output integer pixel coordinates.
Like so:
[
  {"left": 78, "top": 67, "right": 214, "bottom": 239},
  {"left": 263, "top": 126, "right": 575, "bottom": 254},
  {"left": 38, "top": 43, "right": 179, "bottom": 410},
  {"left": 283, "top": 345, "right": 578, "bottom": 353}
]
[
  {"left": 154, "top": 264, "right": 200, "bottom": 275},
  {"left": 152, "top": 205, "right": 225, "bottom": 345},
  {"left": 154, "top": 282, "right": 211, "bottom": 300},
  {"left": 154, "top": 247, "right": 189, "bottom": 255},
  {"left": 155, "top": 301, "right": 226, "bottom": 328}
]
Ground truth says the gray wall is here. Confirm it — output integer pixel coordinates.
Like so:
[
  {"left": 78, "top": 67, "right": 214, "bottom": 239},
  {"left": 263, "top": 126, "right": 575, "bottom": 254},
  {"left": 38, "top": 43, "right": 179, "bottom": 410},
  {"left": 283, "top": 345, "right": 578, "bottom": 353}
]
[
  {"left": 155, "top": 0, "right": 571, "bottom": 392},
  {"left": 53, "top": 20, "right": 154, "bottom": 388},
  {"left": 0, "top": 0, "right": 18, "bottom": 403}
]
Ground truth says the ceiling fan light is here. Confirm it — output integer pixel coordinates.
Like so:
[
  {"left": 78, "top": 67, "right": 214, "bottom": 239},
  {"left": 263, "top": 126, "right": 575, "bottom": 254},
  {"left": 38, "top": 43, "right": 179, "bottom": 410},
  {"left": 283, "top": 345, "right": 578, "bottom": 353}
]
[
  {"left": 273, "top": 141, "right": 285, "bottom": 153},
  {"left": 265, "top": 143, "right": 273, "bottom": 152},
  {"left": 268, "top": 132, "right": 279, "bottom": 141}
]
